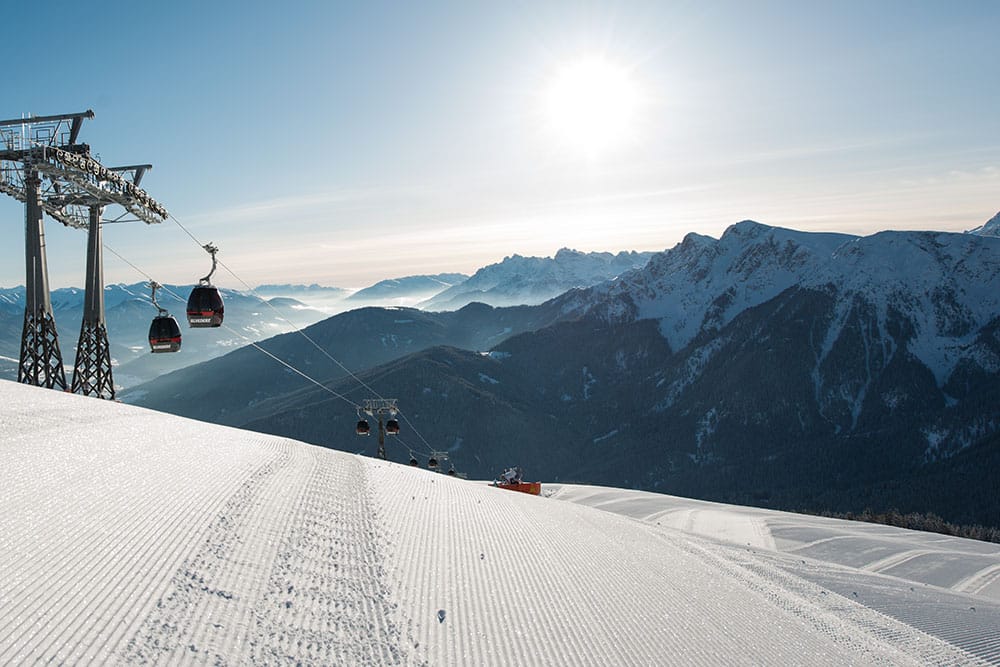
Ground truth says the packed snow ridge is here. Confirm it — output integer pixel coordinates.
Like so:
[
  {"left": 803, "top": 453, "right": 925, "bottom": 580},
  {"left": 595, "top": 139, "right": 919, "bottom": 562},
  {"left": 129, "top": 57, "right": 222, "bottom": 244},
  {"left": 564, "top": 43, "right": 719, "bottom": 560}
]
[{"left": 2, "top": 381, "right": 999, "bottom": 665}]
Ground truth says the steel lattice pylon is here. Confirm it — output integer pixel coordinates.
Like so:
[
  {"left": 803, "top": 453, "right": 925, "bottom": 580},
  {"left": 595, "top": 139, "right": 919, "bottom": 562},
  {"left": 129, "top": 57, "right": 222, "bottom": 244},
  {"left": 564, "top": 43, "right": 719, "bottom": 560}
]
[
  {"left": 1, "top": 110, "right": 167, "bottom": 398},
  {"left": 71, "top": 321, "right": 113, "bottom": 399},
  {"left": 18, "top": 307, "right": 67, "bottom": 390},
  {"left": 18, "top": 168, "right": 67, "bottom": 390},
  {"left": 71, "top": 205, "right": 114, "bottom": 398}
]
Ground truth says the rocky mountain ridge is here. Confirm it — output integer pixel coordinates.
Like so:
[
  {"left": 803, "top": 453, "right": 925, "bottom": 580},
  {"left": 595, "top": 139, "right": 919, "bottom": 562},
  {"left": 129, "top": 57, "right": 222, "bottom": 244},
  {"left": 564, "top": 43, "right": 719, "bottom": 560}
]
[{"left": 419, "top": 247, "right": 654, "bottom": 311}]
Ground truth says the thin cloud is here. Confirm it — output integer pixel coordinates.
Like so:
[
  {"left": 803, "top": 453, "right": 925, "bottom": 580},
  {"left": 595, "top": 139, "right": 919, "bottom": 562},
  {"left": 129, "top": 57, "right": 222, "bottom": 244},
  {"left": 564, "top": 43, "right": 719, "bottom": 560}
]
[{"left": 183, "top": 185, "right": 438, "bottom": 226}]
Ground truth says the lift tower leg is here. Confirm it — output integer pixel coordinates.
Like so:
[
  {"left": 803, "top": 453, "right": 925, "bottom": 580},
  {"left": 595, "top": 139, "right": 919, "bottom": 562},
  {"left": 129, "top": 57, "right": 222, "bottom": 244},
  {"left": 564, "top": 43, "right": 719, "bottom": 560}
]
[
  {"left": 18, "top": 168, "right": 67, "bottom": 390},
  {"left": 377, "top": 417, "right": 387, "bottom": 460},
  {"left": 71, "top": 205, "right": 114, "bottom": 399}
]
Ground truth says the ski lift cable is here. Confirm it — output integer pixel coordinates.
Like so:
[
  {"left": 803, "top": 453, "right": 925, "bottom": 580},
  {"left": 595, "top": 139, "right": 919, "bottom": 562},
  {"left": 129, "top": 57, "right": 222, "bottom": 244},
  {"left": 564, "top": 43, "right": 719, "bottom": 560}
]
[
  {"left": 391, "top": 411, "right": 434, "bottom": 452},
  {"left": 166, "top": 213, "right": 384, "bottom": 395},
  {"left": 229, "top": 336, "right": 362, "bottom": 411},
  {"left": 102, "top": 245, "right": 179, "bottom": 301},
  {"left": 165, "top": 212, "right": 440, "bottom": 455},
  {"left": 103, "top": 243, "right": 362, "bottom": 411},
  {"left": 163, "top": 292, "right": 363, "bottom": 411},
  {"left": 388, "top": 433, "right": 436, "bottom": 460}
]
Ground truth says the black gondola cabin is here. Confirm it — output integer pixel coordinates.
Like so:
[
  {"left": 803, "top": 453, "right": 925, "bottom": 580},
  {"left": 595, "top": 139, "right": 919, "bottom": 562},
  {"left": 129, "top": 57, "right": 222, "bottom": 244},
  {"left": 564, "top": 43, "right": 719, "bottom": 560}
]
[
  {"left": 149, "top": 315, "right": 182, "bottom": 353},
  {"left": 186, "top": 286, "right": 224, "bottom": 328}
]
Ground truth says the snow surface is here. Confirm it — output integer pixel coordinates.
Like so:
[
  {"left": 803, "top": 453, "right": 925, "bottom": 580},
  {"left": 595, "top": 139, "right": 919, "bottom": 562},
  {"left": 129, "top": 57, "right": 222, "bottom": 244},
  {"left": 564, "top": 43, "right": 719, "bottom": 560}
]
[{"left": 2, "top": 381, "right": 999, "bottom": 665}]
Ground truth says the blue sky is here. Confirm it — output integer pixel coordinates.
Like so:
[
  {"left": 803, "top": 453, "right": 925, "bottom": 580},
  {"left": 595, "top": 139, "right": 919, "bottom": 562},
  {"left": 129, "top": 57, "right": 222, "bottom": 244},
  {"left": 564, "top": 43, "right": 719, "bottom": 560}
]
[{"left": 2, "top": 0, "right": 998, "bottom": 288}]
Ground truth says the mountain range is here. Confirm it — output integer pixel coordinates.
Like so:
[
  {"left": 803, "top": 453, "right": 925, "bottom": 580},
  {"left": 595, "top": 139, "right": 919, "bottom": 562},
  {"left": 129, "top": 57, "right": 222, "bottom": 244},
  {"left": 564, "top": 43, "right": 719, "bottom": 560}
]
[
  {"left": 125, "top": 219, "right": 1000, "bottom": 528},
  {"left": 0, "top": 283, "right": 326, "bottom": 386},
  {"left": 247, "top": 248, "right": 651, "bottom": 313},
  {"left": 1, "top": 248, "right": 650, "bottom": 387},
  {"left": 418, "top": 248, "right": 655, "bottom": 311},
  {"left": 345, "top": 273, "right": 467, "bottom": 304}
]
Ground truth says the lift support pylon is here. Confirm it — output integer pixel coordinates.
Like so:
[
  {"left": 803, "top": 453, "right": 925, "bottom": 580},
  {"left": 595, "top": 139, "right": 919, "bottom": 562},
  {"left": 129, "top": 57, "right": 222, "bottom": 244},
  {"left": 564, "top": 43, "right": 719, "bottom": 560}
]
[
  {"left": 70, "top": 205, "right": 113, "bottom": 398},
  {"left": 1, "top": 110, "right": 168, "bottom": 397},
  {"left": 18, "top": 167, "right": 66, "bottom": 389}
]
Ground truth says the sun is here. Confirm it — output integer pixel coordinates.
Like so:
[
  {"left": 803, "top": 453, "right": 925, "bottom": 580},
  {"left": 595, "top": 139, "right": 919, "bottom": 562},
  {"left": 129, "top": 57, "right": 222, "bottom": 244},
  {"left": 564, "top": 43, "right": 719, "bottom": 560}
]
[{"left": 543, "top": 56, "right": 640, "bottom": 157}]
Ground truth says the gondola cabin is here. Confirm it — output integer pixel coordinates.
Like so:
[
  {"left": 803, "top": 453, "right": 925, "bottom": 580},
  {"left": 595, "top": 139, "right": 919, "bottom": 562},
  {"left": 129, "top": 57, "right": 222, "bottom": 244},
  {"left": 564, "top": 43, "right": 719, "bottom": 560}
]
[
  {"left": 148, "top": 315, "right": 182, "bottom": 353},
  {"left": 186, "top": 286, "right": 224, "bottom": 328},
  {"left": 356, "top": 420, "right": 371, "bottom": 436},
  {"left": 385, "top": 419, "right": 400, "bottom": 435}
]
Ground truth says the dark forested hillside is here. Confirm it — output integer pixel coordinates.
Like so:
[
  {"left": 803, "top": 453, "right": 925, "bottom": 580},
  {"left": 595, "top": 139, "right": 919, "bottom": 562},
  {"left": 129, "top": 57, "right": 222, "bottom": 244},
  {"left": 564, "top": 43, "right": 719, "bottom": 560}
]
[{"left": 123, "top": 300, "right": 572, "bottom": 425}]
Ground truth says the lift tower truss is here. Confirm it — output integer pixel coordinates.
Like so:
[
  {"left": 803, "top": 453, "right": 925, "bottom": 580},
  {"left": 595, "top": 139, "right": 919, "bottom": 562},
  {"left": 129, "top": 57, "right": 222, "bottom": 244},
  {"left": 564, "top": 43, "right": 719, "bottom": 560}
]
[
  {"left": 0, "top": 111, "right": 168, "bottom": 396},
  {"left": 71, "top": 205, "right": 112, "bottom": 398},
  {"left": 362, "top": 398, "right": 398, "bottom": 460}
]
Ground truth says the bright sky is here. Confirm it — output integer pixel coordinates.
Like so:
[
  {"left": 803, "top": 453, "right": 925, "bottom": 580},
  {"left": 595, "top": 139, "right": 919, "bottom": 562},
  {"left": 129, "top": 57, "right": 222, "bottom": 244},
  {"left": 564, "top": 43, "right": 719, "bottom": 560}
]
[{"left": 2, "top": 0, "right": 998, "bottom": 289}]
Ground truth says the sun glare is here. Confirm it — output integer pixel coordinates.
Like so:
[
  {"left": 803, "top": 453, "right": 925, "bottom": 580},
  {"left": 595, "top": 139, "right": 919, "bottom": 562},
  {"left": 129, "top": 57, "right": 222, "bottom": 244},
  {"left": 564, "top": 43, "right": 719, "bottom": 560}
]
[{"left": 544, "top": 56, "right": 640, "bottom": 157}]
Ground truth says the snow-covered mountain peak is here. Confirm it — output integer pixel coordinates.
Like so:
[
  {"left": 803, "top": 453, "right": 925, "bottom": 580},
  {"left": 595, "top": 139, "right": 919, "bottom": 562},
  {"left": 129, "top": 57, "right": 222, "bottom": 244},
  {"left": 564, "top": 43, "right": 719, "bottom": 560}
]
[
  {"left": 721, "top": 218, "right": 770, "bottom": 238},
  {"left": 680, "top": 231, "right": 716, "bottom": 247},
  {"left": 589, "top": 221, "right": 854, "bottom": 350},
  {"left": 824, "top": 230, "right": 998, "bottom": 299},
  {"left": 967, "top": 210, "right": 1000, "bottom": 237},
  {"left": 419, "top": 247, "right": 655, "bottom": 311},
  {"left": 817, "top": 230, "right": 1000, "bottom": 383},
  {"left": 574, "top": 222, "right": 999, "bottom": 385},
  {"left": 720, "top": 220, "right": 855, "bottom": 253}
]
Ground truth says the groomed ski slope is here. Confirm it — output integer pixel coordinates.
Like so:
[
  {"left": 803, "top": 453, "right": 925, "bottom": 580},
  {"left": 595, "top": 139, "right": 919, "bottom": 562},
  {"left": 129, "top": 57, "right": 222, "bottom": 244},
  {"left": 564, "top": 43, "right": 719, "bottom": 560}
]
[{"left": 1, "top": 381, "right": 998, "bottom": 665}]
